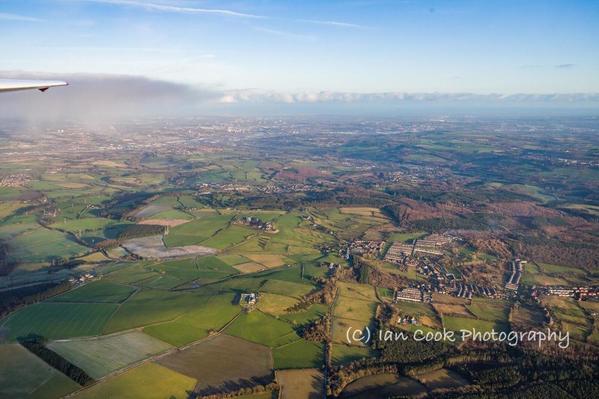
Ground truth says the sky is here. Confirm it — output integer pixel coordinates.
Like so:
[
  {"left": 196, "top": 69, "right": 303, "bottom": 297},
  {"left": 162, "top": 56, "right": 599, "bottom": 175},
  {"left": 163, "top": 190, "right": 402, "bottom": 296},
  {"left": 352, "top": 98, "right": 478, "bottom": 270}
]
[{"left": 1, "top": 0, "right": 599, "bottom": 113}]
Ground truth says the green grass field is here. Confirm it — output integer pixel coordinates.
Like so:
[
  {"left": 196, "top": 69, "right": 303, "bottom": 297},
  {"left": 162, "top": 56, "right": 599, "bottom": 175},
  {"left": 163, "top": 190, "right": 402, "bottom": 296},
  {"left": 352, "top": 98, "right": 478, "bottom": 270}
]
[
  {"left": 100, "top": 261, "right": 160, "bottom": 285},
  {"left": 49, "top": 281, "right": 136, "bottom": 303},
  {"left": 144, "top": 294, "right": 240, "bottom": 347},
  {"left": 279, "top": 303, "right": 328, "bottom": 326},
  {"left": 466, "top": 298, "right": 510, "bottom": 322},
  {"left": 331, "top": 344, "right": 373, "bottom": 365},
  {"left": 102, "top": 289, "right": 200, "bottom": 334},
  {"left": 71, "top": 362, "right": 196, "bottom": 399},
  {"left": 217, "top": 254, "right": 251, "bottom": 266},
  {"left": 334, "top": 295, "right": 377, "bottom": 321},
  {"left": 257, "top": 293, "right": 299, "bottom": 316},
  {"left": 148, "top": 256, "right": 239, "bottom": 287},
  {"left": 443, "top": 315, "right": 509, "bottom": 334},
  {"left": 7, "top": 228, "right": 89, "bottom": 264},
  {"left": 3, "top": 302, "right": 117, "bottom": 340},
  {"left": 388, "top": 231, "right": 427, "bottom": 242},
  {"left": 273, "top": 339, "right": 323, "bottom": 369},
  {"left": 48, "top": 331, "right": 172, "bottom": 379},
  {"left": 163, "top": 215, "right": 231, "bottom": 247},
  {"left": 0, "top": 343, "right": 80, "bottom": 399},
  {"left": 200, "top": 225, "right": 254, "bottom": 249},
  {"left": 260, "top": 279, "right": 314, "bottom": 298},
  {"left": 49, "top": 217, "right": 117, "bottom": 234},
  {"left": 225, "top": 311, "right": 299, "bottom": 347},
  {"left": 332, "top": 282, "right": 378, "bottom": 345}
]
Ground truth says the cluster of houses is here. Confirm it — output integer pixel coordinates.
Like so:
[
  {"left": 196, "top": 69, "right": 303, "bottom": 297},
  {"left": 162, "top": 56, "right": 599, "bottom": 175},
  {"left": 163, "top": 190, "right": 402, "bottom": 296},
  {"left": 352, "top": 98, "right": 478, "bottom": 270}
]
[
  {"left": 395, "top": 287, "right": 425, "bottom": 303},
  {"left": 452, "top": 282, "right": 498, "bottom": 299},
  {"left": 532, "top": 285, "right": 598, "bottom": 300},
  {"left": 68, "top": 272, "right": 97, "bottom": 285},
  {"left": 197, "top": 182, "right": 315, "bottom": 196},
  {"left": 0, "top": 173, "right": 30, "bottom": 188},
  {"left": 234, "top": 216, "right": 276, "bottom": 232},
  {"left": 197, "top": 183, "right": 252, "bottom": 194},
  {"left": 416, "top": 259, "right": 501, "bottom": 299},
  {"left": 397, "top": 315, "right": 420, "bottom": 325},
  {"left": 255, "top": 183, "right": 313, "bottom": 194},
  {"left": 385, "top": 234, "right": 457, "bottom": 264},
  {"left": 505, "top": 258, "right": 526, "bottom": 290},
  {"left": 239, "top": 292, "right": 258, "bottom": 307},
  {"left": 347, "top": 240, "right": 386, "bottom": 258}
]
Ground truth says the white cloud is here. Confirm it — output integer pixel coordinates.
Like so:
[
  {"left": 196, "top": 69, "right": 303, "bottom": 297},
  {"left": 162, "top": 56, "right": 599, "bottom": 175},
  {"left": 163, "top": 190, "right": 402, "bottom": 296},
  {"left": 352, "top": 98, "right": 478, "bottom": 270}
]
[
  {"left": 83, "top": 0, "right": 263, "bottom": 18},
  {"left": 219, "top": 89, "right": 599, "bottom": 105},
  {"left": 300, "top": 19, "right": 368, "bottom": 29},
  {"left": 253, "top": 27, "right": 315, "bottom": 41}
]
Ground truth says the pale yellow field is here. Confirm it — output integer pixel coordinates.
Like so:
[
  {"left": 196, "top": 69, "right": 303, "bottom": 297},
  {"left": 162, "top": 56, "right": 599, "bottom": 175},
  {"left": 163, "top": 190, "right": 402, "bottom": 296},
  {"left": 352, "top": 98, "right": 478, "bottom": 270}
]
[
  {"left": 432, "top": 293, "right": 468, "bottom": 305},
  {"left": 234, "top": 262, "right": 267, "bottom": 274},
  {"left": 415, "top": 369, "right": 469, "bottom": 390},
  {"left": 139, "top": 219, "right": 190, "bottom": 227},
  {"left": 339, "top": 207, "right": 386, "bottom": 219},
  {"left": 58, "top": 182, "right": 90, "bottom": 189},
  {"left": 0, "top": 202, "right": 22, "bottom": 218},
  {"left": 433, "top": 303, "right": 473, "bottom": 318},
  {"left": 277, "top": 368, "right": 324, "bottom": 399},
  {"left": 245, "top": 254, "right": 288, "bottom": 268},
  {"left": 92, "top": 160, "right": 127, "bottom": 168},
  {"left": 578, "top": 301, "right": 599, "bottom": 313},
  {"left": 337, "top": 281, "right": 377, "bottom": 302},
  {"left": 257, "top": 293, "right": 299, "bottom": 316}
]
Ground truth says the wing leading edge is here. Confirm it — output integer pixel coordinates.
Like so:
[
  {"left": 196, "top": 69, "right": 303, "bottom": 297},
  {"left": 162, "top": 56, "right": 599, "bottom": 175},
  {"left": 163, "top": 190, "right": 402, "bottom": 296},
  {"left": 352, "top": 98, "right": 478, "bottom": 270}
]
[{"left": 0, "top": 79, "right": 68, "bottom": 93}]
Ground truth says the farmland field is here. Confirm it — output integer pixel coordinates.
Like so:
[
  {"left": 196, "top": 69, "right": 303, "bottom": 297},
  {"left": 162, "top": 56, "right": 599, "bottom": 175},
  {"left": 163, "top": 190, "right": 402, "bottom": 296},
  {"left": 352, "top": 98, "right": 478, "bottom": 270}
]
[
  {"left": 226, "top": 311, "right": 299, "bottom": 347},
  {"left": 163, "top": 215, "right": 232, "bottom": 247},
  {"left": 273, "top": 339, "right": 323, "bottom": 369},
  {"left": 48, "top": 331, "right": 172, "bottom": 379},
  {"left": 245, "top": 253, "right": 289, "bottom": 268},
  {"left": 6, "top": 228, "right": 89, "bottom": 264},
  {"left": 48, "top": 281, "right": 136, "bottom": 303},
  {"left": 260, "top": 279, "right": 314, "bottom": 298},
  {"left": 414, "top": 369, "right": 470, "bottom": 390},
  {"left": 148, "top": 256, "right": 239, "bottom": 287},
  {"left": 332, "top": 282, "right": 378, "bottom": 345},
  {"left": 331, "top": 344, "right": 373, "bottom": 365},
  {"left": 143, "top": 293, "right": 240, "bottom": 346},
  {"left": 3, "top": 302, "right": 117, "bottom": 340},
  {"left": 71, "top": 362, "right": 196, "bottom": 399},
  {"left": 443, "top": 316, "right": 509, "bottom": 334},
  {"left": 200, "top": 225, "right": 254, "bottom": 249},
  {"left": 257, "top": 293, "right": 299, "bottom": 316},
  {"left": 218, "top": 254, "right": 251, "bottom": 266},
  {"left": 102, "top": 289, "right": 200, "bottom": 333},
  {"left": 0, "top": 343, "right": 80, "bottom": 399},
  {"left": 279, "top": 304, "right": 328, "bottom": 326},
  {"left": 234, "top": 261, "right": 267, "bottom": 273},
  {"left": 340, "top": 374, "right": 426, "bottom": 398},
  {"left": 540, "top": 295, "right": 590, "bottom": 340},
  {"left": 277, "top": 368, "right": 324, "bottom": 399},
  {"left": 157, "top": 334, "right": 273, "bottom": 395}
]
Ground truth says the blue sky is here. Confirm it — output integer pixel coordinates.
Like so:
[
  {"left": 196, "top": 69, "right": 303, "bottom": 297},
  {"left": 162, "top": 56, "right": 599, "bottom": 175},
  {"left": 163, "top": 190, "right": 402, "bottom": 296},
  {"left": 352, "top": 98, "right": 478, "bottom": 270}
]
[{"left": 1, "top": 0, "right": 598, "bottom": 95}]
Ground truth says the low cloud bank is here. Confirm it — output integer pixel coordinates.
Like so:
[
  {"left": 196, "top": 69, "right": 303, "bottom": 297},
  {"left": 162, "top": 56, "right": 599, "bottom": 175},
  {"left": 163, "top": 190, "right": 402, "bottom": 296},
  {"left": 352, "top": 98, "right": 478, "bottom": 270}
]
[
  {"left": 220, "top": 89, "right": 599, "bottom": 106},
  {"left": 1, "top": 71, "right": 598, "bottom": 122}
]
